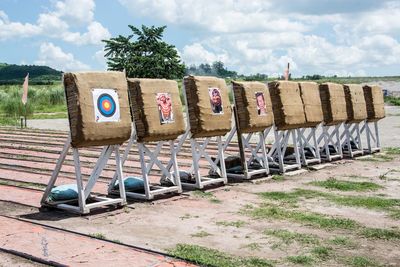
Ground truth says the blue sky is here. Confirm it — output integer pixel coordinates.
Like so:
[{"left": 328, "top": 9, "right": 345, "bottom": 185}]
[{"left": 0, "top": 0, "right": 399, "bottom": 77}]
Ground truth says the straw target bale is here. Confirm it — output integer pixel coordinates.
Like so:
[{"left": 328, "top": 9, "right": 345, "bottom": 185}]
[
  {"left": 298, "top": 82, "right": 323, "bottom": 127},
  {"left": 268, "top": 81, "right": 306, "bottom": 130},
  {"left": 64, "top": 71, "right": 132, "bottom": 148},
  {"left": 319, "top": 83, "right": 347, "bottom": 126},
  {"left": 184, "top": 76, "right": 232, "bottom": 138},
  {"left": 127, "top": 78, "right": 186, "bottom": 142},
  {"left": 343, "top": 84, "right": 368, "bottom": 123},
  {"left": 363, "top": 85, "right": 385, "bottom": 122},
  {"left": 232, "top": 81, "right": 273, "bottom": 133}
]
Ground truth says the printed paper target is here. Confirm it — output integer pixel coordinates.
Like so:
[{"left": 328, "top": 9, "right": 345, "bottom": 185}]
[{"left": 92, "top": 89, "right": 120, "bottom": 123}]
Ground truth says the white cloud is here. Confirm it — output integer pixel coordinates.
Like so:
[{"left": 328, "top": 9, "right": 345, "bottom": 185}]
[
  {"left": 34, "top": 42, "right": 90, "bottom": 71},
  {"left": 0, "top": 0, "right": 109, "bottom": 45},
  {"left": 93, "top": 48, "right": 107, "bottom": 69}
]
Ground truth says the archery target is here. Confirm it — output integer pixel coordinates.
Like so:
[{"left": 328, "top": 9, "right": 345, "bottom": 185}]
[{"left": 92, "top": 89, "right": 120, "bottom": 123}]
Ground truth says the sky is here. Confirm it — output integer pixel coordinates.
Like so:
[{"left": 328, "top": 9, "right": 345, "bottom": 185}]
[{"left": 0, "top": 0, "right": 399, "bottom": 77}]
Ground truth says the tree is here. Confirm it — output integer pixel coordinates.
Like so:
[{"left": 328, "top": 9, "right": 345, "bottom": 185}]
[{"left": 103, "top": 25, "right": 185, "bottom": 79}]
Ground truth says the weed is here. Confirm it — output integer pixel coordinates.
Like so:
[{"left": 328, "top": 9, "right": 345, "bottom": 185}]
[
  {"left": 241, "top": 243, "right": 262, "bottom": 251},
  {"left": 311, "top": 246, "right": 332, "bottom": 260},
  {"left": 216, "top": 220, "right": 247, "bottom": 228},
  {"left": 89, "top": 233, "right": 106, "bottom": 240},
  {"left": 309, "top": 178, "right": 383, "bottom": 192},
  {"left": 271, "top": 175, "right": 284, "bottom": 181},
  {"left": 264, "top": 229, "right": 319, "bottom": 245},
  {"left": 347, "top": 256, "right": 380, "bottom": 267},
  {"left": 169, "top": 244, "right": 274, "bottom": 267},
  {"left": 191, "top": 231, "right": 212, "bottom": 238},
  {"left": 286, "top": 255, "right": 314, "bottom": 265},
  {"left": 329, "top": 236, "right": 355, "bottom": 247},
  {"left": 360, "top": 228, "right": 400, "bottom": 240},
  {"left": 384, "top": 147, "right": 400, "bottom": 155},
  {"left": 193, "top": 190, "right": 222, "bottom": 204}
]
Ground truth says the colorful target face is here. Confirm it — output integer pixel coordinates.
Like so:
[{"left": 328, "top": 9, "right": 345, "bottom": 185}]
[{"left": 92, "top": 89, "right": 120, "bottom": 123}]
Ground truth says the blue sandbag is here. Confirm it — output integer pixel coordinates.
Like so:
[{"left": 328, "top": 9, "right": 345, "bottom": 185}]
[
  {"left": 113, "top": 177, "right": 144, "bottom": 192},
  {"left": 49, "top": 184, "right": 78, "bottom": 201}
]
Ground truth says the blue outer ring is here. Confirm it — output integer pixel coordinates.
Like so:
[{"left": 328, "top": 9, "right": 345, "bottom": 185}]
[{"left": 97, "top": 93, "right": 116, "bottom": 117}]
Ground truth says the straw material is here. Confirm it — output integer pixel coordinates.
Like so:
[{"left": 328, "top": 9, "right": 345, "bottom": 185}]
[
  {"left": 184, "top": 76, "right": 232, "bottom": 138},
  {"left": 232, "top": 81, "right": 274, "bottom": 133},
  {"left": 268, "top": 81, "right": 306, "bottom": 130},
  {"left": 343, "top": 84, "right": 368, "bottom": 123},
  {"left": 127, "top": 78, "right": 186, "bottom": 142},
  {"left": 319, "top": 83, "right": 347, "bottom": 126},
  {"left": 298, "top": 82, "right": 323, "bottom": 127},
  {"left": 363, "top": 85, "right": 385, "bottom": 122},
  {"left": 64, "top": 71, "right": 131, "bottom": 148}
]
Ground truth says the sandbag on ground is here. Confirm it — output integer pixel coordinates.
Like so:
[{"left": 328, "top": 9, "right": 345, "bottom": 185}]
[
  {"left": 184, "top": 76, "right": 232, "bottom": 138},
  {"left": 127, "top": 78, "right": 186, "bottom": 142},
  {"left": 232, "top": 81, "right": 274, "bottom": 133},
  {"left": 268, "top": 81, "right": 306, "bottom": 130},
  {"left": 319, "top": 83, "right": 347, "bottom": 126},
  {"left": 298, "top": 82, "right": 323, "bottom": 127},
  {"left": 343, "top": 84, "right": 368, "bottom": 123},
  {"left": 64, "top": 71, "right": 132, "bottom": 148},
  {"left": 363, "top": 85, "right": 385, "bottom": 122}
]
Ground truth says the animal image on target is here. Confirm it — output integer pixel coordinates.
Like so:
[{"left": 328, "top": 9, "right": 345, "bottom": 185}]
[
  {"left": 156, "top": 92, "right": 174, "bottom": 124},
  {"left": 92, "top": 89, "right": 121, "bottom": 123}
]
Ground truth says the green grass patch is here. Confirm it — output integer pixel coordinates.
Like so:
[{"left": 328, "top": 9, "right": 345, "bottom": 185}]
[
  {"left": 286, "top": 255, "right": 314, "bottom": 265},
  {"left": 271, "top": 175, "right": 284, "bottom": 181},
  {"left": 360, "top": 228, "right": 400, "bottom": 240},
  {"left": 310, "top": 246, "right": 333, "bottom": 260},
  {"left": 31, "top": 112, "right": 67, "bottom": 119},
  {"left": 309, "top": 178, "right": 383, "bottom": 192},
  {"left": 358, "top": 154, "right": 394, "bottom": 162},
  {"left": 385, "top": 96, "right": 400, "bottom": 106},
  {"left": 384, "top": 147, "right": 400, "bottom": 155},
  {"left": 249, "top": 204, "right": 359, "bottom": 230},
  {"left": 169, "top": 244, "right": 274, "bottom": 267},
  {"left": 260, "top": 189, "right": 400, "bottom": 215},
  {"left": 241, "top": 243, "right": 262, "bottom": 251},
  {"left": 329, "top": 236, "right": 356, "bottom": 247},
  {"left": 216, "top": 220, "right": 246, "bottom": 228},
  {"left": 191, "top": 231, "right": 212, "bottom": 238},
  {"left": 347, "top": 256, "right": 380, "bottom": 267},
  {"left": 89, "top": 233, "right": 106, "bottom": 240},
  {"left": 264, "top": 229, "right": 319, "bottom": 245}
]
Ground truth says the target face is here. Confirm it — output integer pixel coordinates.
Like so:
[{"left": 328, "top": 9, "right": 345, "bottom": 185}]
[{"left": 92, "top": 89, "right": 120, "bottom": 123}]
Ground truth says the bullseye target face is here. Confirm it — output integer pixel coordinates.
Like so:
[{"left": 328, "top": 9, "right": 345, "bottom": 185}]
[{"left": 92, "top": 89, "right": 120, "bottom": 123}]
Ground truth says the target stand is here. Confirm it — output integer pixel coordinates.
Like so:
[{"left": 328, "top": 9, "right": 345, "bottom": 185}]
[
  {"left": 296, "top": 127, "right": 321, "bottom": 166},
  {"left": 264, "top": 126, "right": 302, "bottom": 173},
  {"left": 360, "top": 121, "right": 381, "bottom": 154},
  {"left": 41, "top": 136, "right": 127, "bottom": 215},
  {"left": 221, "top": 126, "right": 269, "bottom": 180},
  {"left": 317, "top": 124, "right": 343, "bottom": 162},
  {"left": 108, "top": 128, "right": 182, "bottom": 200},
  {"left": 340, "top": 122, "right": 364, "bottom": 158}
]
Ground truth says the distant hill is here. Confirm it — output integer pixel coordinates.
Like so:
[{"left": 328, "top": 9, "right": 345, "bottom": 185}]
[{"left": 0, "top": 63, "right": 62, "bottom": 85}]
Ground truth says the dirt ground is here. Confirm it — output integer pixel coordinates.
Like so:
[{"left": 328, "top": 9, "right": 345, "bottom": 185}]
[{"left": 1, "top": 105, "right": 400, "bottom": 266}]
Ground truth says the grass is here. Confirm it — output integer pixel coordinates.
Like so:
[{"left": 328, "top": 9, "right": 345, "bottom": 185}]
[
  {"left": 259, "top": 189, "right": 400, "bottom": 216},
  {"left": 89, "top": 233, "right": 106, "bottom": 240},
  {"left": 271, "top": 175, "right": 284, "bottom": 181},
  {"left": 216, "top": 220, "right": 247, "bottom": 228},
  {"left": 191, "top": 231, "right": 212, "bottom": 238},
  {"left": 309, "top": 178, "right": 383, "bottom": 192},
  {"left": 192, "top": 190, "right": 222, "bottom": 204},
  {"left": 310, "top": 246, "right": 333, "bottom": 260},
  {"left": 264, "top": 229, "right": 319, "bottom": 245},
  {"left": 385, "top": 96, "right": 400, "bottom": 106},
  {"left": 384, "top": 147, "right": 400, "bottom": 155},
  {"left": 329, "top": 236, "right": 356, "bottom": 247},
  {"left": 169, "top": 244, "right": 274, "bottom": 267},
  {"left": 241, "top": 243, "right": 262, "bottom": 251},
  {"left": 347, "top": 256, "right": 380, "bottom": 267},
  {"left": 31, "top": 112, "right": 67, "bottom": 119},
  {"left": 358, "top": 154, "right": 394, "bottom": 162},
  {"left": 360, "top": 228, "right": 400, "bottom": 240},
  {"left": 249, "top": 204, "right": 359, "bottom": 230},
  {"left": 286, "top": 255, "right": 314, "bottom": 265}
]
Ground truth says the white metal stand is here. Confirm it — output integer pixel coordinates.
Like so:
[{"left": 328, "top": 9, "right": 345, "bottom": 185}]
[
  {"left": 341, "top": 122, "right": 364, "bottom": 158},
  {"left": 41, "top": 136, "right": 127, "bottom": 215},
  {"left": 222, "top": 126, "right": 269, "bottom": 179},
  {"left": 108, "top": 129, "right": 182, "bottom": 200},
  {"left": 296, "top": 127, "right": 321, "bottom": 166},
  {"left": 360, "top": 121, "right": 381, "bottom": 154},
  {"left": 317, "top": 124, "right": 343, "bottom": 161},
  {"left": 264, "top": 126, "right": 302, "bottom": 173}
]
